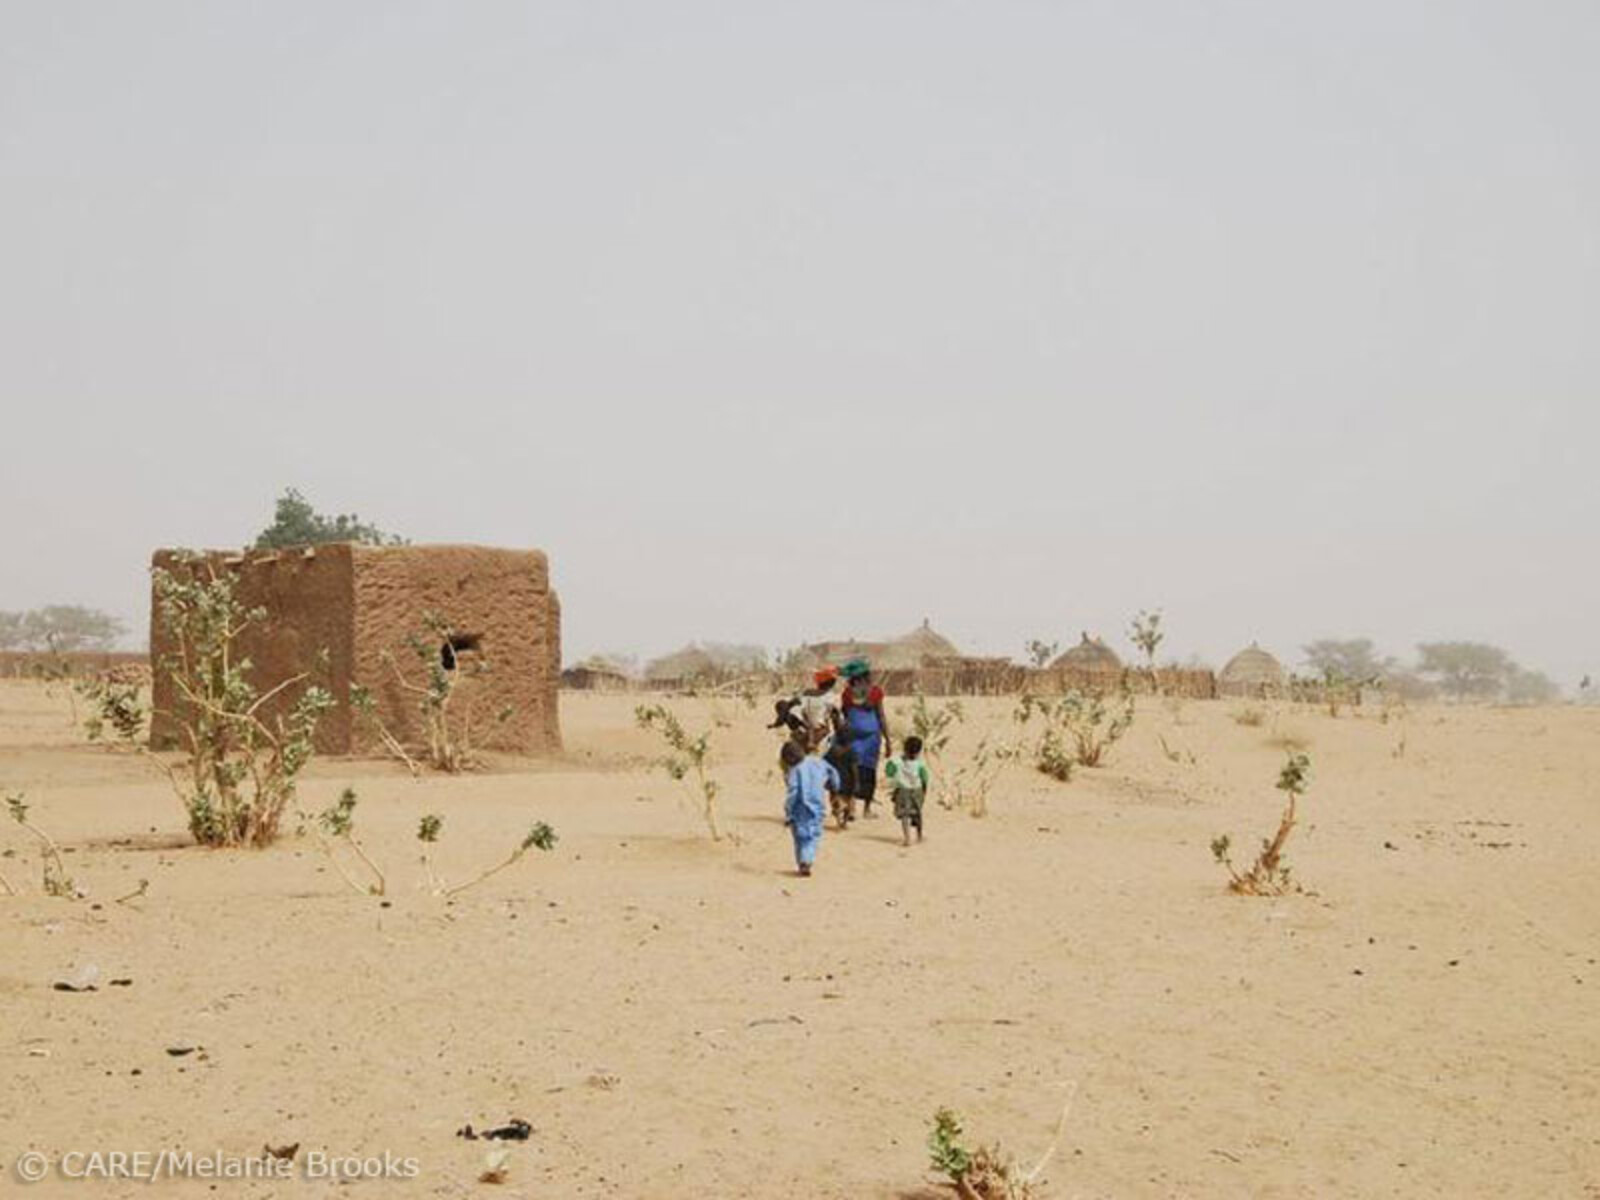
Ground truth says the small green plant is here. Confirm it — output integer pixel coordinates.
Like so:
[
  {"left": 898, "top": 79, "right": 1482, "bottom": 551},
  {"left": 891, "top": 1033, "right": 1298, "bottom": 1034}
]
[
  {"left": 1068, "top": 689, "right": 1135, "bottom": 766},
  {"left": 1319, "top": 667, "right": 1356, "bottom": 717},
  {"left": 114, "top": 878, "right": 150, "bottom": 905},
  {"left": 636, "top": 702, "right": 728, "bottom": 841},
  {"left": 1157, "top": 734, "right": 1196, "bottom": 766},
  {"left": 438, "top": 821, "right": 557, "bottom": 897},
  {"left": 943, "top": 734, "right": 1019, "bottom": 817},
  {"left": 6, "top": 792, "right": 77, "bottom": 898},
  {"left": 1380, "top": 690, "right": 1409, "bottom": 756},
  {"left": 32, "top": 637, "right": 80, "bottom": 724},
  {"left": 1212, "top": 753, "right": 1311, "bottom": 896},
  {"left": 909, "top": 694, "right": 963, "bottom": 759},
  {"left": 909, "top": 693, "right": 964, "bottom": 800},
  {"left": 349, "top": 683, "right": 420, "bottom": 776},
  {"left": 928, "top": 1108, "right": 973, "bottom": 1184},
  {"left": 1012, "top": 694, "right": 1068, "bottom": 781},
  {"left": 416, "top": 813, "right": 445, "bottom": 892},
  {"left": 304, "top": 805, "right": 555, "bottom": 899},
  {"left": 380, "top": 613, "right": 510, "bottom": 773},
  {"left": 308, "top": 788, "right": 386, "bottom": 896},
  {"left": 927, "top": 1105, "right": 1061, "bottom": 1199}
]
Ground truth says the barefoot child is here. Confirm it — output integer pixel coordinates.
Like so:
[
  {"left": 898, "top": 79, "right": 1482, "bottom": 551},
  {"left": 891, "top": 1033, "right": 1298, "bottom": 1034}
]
[
  {"left": 884, "top": 736, "right": 930, "bottom": 846},
  {"left": 781, "top": 740, "right": 839, "bottom": 876}
]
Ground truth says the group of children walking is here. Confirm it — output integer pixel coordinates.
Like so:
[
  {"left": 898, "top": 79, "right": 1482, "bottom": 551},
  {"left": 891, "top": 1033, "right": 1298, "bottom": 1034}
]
[{"left": 772, "top": 659, "right": 929, "bottom": 877}]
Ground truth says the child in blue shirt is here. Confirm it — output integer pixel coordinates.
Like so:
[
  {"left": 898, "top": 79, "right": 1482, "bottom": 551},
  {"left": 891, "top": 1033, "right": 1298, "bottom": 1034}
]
[{"left": 781, "top": 740, "right": 839, "bottom": 877}]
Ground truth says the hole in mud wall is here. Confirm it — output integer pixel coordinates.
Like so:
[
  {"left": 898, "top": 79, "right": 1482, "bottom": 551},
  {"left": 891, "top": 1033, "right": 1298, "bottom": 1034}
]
[{"left": 440, "top": 633, "right": 482, "bottom": 671}]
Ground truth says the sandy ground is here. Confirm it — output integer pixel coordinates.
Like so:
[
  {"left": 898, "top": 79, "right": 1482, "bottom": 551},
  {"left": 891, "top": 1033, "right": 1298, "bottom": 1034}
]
[{"left": 1, "top": 679, "right": 1597, "bottom": 1198}]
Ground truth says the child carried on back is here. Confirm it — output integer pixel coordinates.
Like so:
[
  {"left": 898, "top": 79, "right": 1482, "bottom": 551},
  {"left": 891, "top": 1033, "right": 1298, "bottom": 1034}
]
[{"left": 769, "top": 667, "right": 842, "bottom": 750}]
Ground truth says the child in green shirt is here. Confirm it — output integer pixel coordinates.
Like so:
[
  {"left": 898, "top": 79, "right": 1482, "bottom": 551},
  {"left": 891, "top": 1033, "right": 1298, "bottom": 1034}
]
[{"left": 884, "top": 736, "right": 930, "bottom": 847}]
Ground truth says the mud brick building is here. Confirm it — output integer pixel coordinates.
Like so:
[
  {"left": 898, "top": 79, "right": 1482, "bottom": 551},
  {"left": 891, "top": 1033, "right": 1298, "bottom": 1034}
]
[{"left": 149, "top": 545, "right": 561, "bottom": 755}]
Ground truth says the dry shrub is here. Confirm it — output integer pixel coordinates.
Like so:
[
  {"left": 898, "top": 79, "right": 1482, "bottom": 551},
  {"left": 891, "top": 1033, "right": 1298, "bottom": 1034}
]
[{"left": 1231, "top": 706, "right": 1265, "bottom": 727}]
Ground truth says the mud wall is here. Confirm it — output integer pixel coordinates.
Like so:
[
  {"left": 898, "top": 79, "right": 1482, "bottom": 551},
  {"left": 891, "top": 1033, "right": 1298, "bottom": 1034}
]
[
  {"left": 350, "top": 546, "right": 561, "bottom": 756},
  {"left": 148, "top": 545, "right": 561, "bottom": 756},
  {"left": 148, "top": 547, "right": 358, "bottom": 752},
  {"left": 543, "top": 590, "right": 562, "bottom": 748}
]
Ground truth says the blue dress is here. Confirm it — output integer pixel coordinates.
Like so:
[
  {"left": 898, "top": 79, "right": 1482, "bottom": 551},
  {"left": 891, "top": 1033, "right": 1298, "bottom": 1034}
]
[
  {"left": 842, "top": 686, "right": 885, "bottom": 797},
  {"left": 785, "top": 756, "right": 839, "bottom": 868}
]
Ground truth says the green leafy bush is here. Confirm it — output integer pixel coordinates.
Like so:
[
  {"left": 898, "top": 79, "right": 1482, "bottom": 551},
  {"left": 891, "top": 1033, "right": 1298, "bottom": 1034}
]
[
  {"left": 1014, "top": 689, "right": 1134, "bottom": 775},
  {"left": 85, "top": 556, "right": 332, "bottom": 847}
]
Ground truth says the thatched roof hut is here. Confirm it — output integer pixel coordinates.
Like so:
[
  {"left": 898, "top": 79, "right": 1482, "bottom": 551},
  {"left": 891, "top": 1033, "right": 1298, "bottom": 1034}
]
[
  {"left": 799, "top": 639, "right": 878, "bottom": 669},
  {"left": 643, "top": 642, "right": 765, "bottom": 687},
  {"left": 892, "top": 618, "right": 960, "bottom": 661},
  {"left": 644, "top": 645, "right": 720, "bottom": 684},
  {"left": 1051, "top": 632, "right": 1122, "bottom": 673},
  {"left": 1218, "top": 642, "right": 1286, "bottom": 696},
  {"left": 799, "top": 620, "right": 963, "bottom": 674},
  {"left": 561, "top": 655, "right": 632, "bottom": 691}
]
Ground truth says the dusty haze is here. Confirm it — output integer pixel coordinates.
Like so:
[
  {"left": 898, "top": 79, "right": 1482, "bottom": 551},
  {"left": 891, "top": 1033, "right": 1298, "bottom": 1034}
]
[{"left": 1, "top": 2, "right": 1596, "bottom": 680}]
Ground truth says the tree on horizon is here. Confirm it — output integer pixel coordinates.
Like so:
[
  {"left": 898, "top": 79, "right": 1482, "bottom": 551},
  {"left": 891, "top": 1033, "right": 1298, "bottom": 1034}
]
[{"left": 0, "top": 606, "right": 126, "bottom": 652}]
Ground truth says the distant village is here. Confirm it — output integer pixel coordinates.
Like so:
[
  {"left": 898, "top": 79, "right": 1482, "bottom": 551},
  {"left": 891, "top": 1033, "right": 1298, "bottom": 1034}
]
[{"left": 562, "top": 619, "right": 1295, "bottom": 700}]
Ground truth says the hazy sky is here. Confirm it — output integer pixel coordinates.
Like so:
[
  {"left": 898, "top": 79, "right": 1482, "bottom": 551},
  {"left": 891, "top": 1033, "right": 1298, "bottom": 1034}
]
[{"left": 2, "top": 2, "right": 1596, "bottom": 683}]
